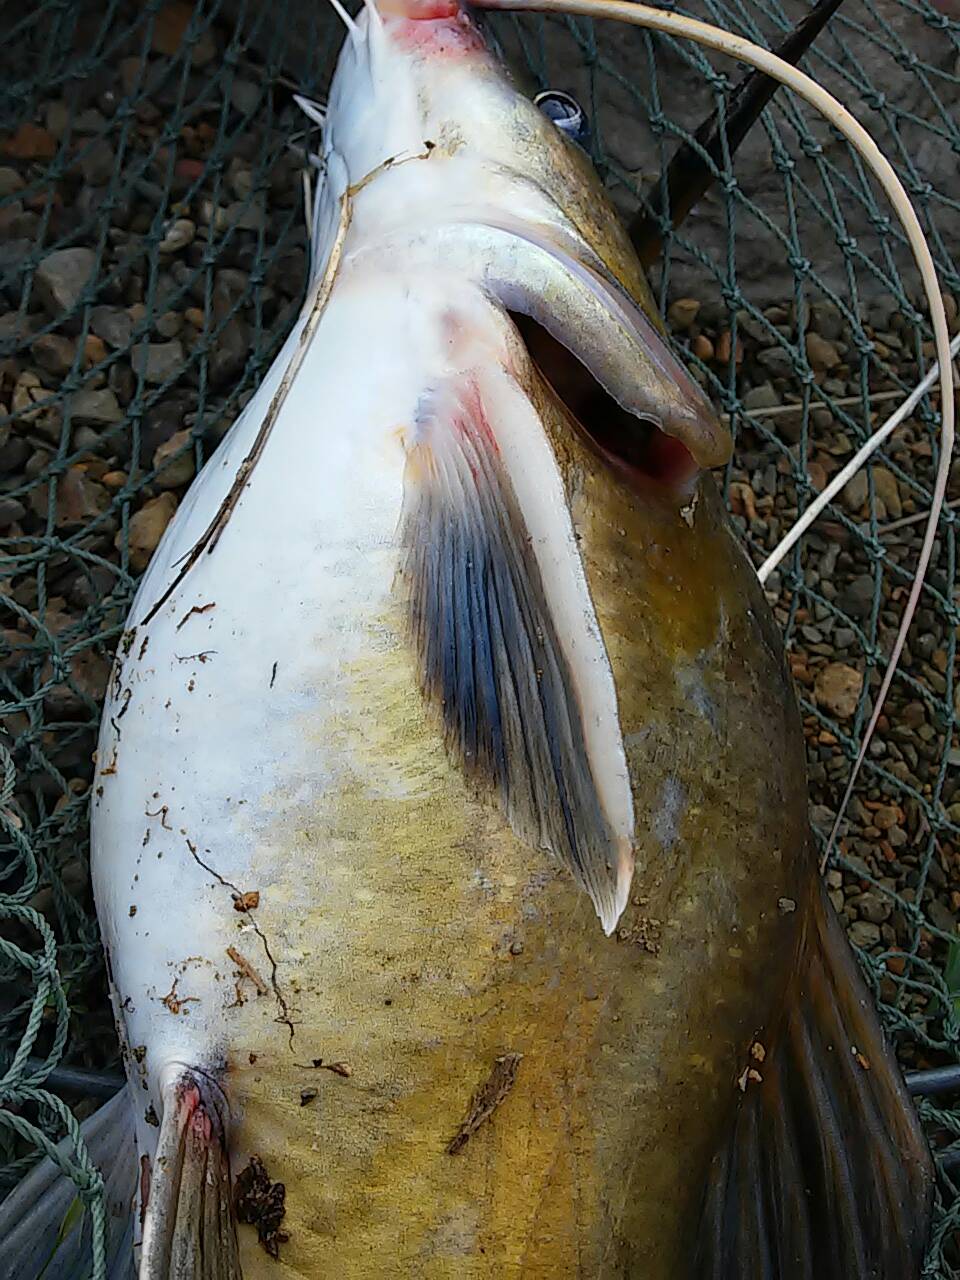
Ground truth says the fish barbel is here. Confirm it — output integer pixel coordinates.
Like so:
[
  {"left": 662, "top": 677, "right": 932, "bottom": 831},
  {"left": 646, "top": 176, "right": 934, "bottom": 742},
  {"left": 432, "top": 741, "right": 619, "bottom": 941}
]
[{"left": 78, "top": 1, "right": 935, "bottom": 1276}]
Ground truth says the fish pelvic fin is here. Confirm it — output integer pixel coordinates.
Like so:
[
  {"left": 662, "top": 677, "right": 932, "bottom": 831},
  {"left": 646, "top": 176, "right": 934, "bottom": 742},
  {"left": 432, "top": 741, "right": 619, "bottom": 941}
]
[
  {"left": 696, "top": 876, "right": 933, "bottom": 1279},
  {"left": 0, "top": 1087, "right": 136, "bottom": 1280},
  {"left": 140, "top": 1070, "right": 240, "bottom": 1280},
  {"left": 399, "top": 358, "right": 634, "bottom": 932}
]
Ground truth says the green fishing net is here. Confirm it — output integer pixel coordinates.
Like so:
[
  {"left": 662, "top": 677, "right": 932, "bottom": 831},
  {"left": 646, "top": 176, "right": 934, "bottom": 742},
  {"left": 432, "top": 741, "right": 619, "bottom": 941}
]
[{"left": 0, "top": 0, "right": 958, "bottom": 1274}]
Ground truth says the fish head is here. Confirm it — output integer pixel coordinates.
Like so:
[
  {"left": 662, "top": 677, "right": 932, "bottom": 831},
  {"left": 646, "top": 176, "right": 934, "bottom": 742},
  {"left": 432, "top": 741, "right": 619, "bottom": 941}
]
[{"left": 321, "top": 0, "right": 731, "bottom": 483}]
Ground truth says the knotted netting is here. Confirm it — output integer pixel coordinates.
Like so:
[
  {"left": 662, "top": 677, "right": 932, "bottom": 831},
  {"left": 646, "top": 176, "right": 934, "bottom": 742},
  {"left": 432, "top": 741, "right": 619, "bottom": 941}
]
[{"left": 0, "top": 0, "right": 958, "bottom": 1274}]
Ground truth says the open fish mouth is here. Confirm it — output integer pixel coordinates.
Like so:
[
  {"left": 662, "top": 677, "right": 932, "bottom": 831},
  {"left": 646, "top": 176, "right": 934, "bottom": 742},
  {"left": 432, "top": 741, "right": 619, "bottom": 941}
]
[{"left": 511, "top": 310, "right": 702, "bottom": 489}]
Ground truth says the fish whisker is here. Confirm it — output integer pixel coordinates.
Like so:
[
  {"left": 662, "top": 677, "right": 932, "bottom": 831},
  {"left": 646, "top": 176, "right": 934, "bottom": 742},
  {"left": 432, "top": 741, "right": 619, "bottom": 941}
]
[
  {"left": 325, "top": 0, "right": 361, "bottom": 39},
  {"left": 293, "top": 93, "right": 327, "bottom": 128},
  {"left": 361, "top": 0, "right": 384, "bottom": 29}
]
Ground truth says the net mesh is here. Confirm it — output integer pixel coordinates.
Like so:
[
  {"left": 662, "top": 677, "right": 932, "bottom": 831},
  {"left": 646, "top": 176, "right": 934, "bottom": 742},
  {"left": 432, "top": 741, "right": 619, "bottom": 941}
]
[{"left": 0, "top": 0, "right": 958, "bottom": 1274}]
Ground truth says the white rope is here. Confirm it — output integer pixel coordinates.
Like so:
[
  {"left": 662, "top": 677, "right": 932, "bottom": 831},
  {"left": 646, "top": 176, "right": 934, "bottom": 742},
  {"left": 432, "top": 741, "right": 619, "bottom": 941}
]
[
  {"left": 476, "top": 0, "right": 954, "bottom": 861},
  {"left": 758, "top": 331, "right": 960, "bottom": 583}
]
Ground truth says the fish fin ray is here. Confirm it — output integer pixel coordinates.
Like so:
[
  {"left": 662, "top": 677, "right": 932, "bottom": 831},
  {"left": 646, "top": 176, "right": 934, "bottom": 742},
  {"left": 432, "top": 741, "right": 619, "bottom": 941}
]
[
  {"left": 141, "top": 1072, "right": 239, "bottom": 1280},
  {"left": 400, "top": 371, "right": 632, "bottom": 930},
  {"left": 696, "top": 880, "right": 933, "bottom": 1279},
  {"left": 0, "top": 1088, "right": 136, "bottom": 1280}
]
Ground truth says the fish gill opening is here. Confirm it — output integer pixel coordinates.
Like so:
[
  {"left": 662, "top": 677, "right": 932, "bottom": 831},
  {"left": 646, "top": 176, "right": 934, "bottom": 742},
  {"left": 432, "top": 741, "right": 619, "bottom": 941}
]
[{"left": 509, "top": 312, "right": 699, "bottom": 491}]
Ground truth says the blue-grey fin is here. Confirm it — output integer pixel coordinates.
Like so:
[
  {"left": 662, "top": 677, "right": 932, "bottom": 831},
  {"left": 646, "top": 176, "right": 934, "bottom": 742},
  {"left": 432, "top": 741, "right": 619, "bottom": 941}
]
[
  {"left": 399, "top": 377, "right": 625, "bottom": 923},
  {"left": 0, "top": 1087, "right": 136, "bottom": 1280},
  {"left": 140, "top": 1071, "right": 240, "bottom": 1280},
  {"left": 696, "top": 878, "right": 933, "bottom": 1278}
]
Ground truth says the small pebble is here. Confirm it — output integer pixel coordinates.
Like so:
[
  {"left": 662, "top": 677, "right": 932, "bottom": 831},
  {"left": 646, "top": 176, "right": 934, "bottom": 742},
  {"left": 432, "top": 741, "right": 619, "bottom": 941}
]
[
  {"left": 757, "top": 346, "right": 794, "bottom": 378},
  {"left": 120, "top": 492, "right": 178, "bottom": 571},
  {"left": 34, "top": 247, "right": 97, "bottom": 315},
  {"left": 153, "top": 429, "right": 196, "bottom": 489},
  {"left": 667, "top": 297, "right": 700, "bottom": 331},
  {"left": 2, "top": 122, "right": 56, "bottom": 160},
  {"left": 0, "top": 166, "right": 24, "bottom": 196},
  {"left": 70, "top": 387, "right": 123, "bottom": 425},
  {"left": 691, "top": 334, "right": 713, "bottom": 361},
  {"left": 872, "top": 467, "right": 902, "bottom": 520},
  {"left": 742, "top": 382, "right": 779, "bottom": 413},
  {"left": 155, "top": 310, "right": 183, "bottom": 339},
  {"left": 90, "top": 304, "right": 133, "bottom": 349},
  {"left": 31, "top": 333, "right": 77, "bottom": 376},
  {"left": 158, "top": 217, "right": 196, "bottom": 254},
  {"left": 0, "top": 496, "right": 26, "bottom": 527},
  {"left": 131, "top": 339, "right": 185, "bottom": 385},
  {"left": 841, "top": 471, "right": 868, "bottom": 514},
  {"left": 848, "top": 920, "right": 882, "bottom": 949},
  {"left": 80, "top": 139, "right": 115, "bottom": 186},
  {"left": 814, "top": 662, "right": 863, "bottom": 720},
  {"left": 84, "top": 334, "right": 108, "bottom": 366}
]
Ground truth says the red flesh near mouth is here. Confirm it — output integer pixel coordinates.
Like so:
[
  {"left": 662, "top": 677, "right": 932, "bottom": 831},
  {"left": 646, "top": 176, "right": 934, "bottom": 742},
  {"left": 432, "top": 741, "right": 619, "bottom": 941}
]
[
  {"left": 391, "top": 11, "right": 485, "bottom": 54},
  {"left": 402, "top": 0, "right": 459, "bottom": 15}
]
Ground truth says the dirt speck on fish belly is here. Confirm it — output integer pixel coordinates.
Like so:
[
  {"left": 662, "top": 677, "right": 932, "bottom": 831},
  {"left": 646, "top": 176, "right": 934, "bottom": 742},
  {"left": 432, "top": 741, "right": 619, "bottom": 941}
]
[
  {"left": 447, "top": 1051, "right": 523, "bottom": 1155},
  {"left": 616, "top": 906, "right": 663, "bottom": 954},
  {"left": 234, "top": 1154, "right": 289, "bottom": 1260},
  {"left": 296, "top": 1057, "right": 354, "bottom": 1078},
  {"left": 174, "top": 649, "right": 216, "bottom": 664},
  {"left": 145, "top": 802, "right": 172, "bottom": 829},
  {"left": 160, "top": 977, "right": 199, "bottom": 1015},
  {"left": 175, "top": 600, "right": 217, "bottom": 631},
  {"left": 227, "top": 944, "right": 269, "bottom": 996}
]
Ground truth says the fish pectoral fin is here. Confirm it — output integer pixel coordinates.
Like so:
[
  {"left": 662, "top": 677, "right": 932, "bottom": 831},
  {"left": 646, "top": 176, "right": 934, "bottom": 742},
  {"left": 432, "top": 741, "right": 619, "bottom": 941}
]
[
  {"left": 697, "top": 879, "right": 933, "bottom": 1280},
  {"left": 141, "top": 1071, "right": 240, "bottom": 1280},
  {"left": 399, "top": 364, "right": 634, "bottom": 932},
  {"left": 0, "top": 1088, "right": 136, "bottom": 1280}
]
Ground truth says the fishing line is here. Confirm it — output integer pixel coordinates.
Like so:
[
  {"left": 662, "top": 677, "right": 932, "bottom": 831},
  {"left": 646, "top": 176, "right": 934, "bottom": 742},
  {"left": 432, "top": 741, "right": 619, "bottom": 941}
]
[
  {"left": 759, "top": 331, "right": 960, "bottom": 583},
  {"left": 475, "top": 0, "right": 955, "bottom": 869}
]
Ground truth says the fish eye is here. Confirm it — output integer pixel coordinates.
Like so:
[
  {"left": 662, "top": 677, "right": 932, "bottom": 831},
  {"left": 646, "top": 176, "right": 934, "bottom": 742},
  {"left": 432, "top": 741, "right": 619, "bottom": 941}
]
[{"left": 534, "top": 90, "right": 590, "bottom": 147}]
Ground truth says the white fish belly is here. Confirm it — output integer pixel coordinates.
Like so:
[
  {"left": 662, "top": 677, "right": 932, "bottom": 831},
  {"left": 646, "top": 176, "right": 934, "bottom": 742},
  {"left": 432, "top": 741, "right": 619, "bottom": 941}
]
[{"left": 91, "top": 270, "right": 447, "bottom": 1153}]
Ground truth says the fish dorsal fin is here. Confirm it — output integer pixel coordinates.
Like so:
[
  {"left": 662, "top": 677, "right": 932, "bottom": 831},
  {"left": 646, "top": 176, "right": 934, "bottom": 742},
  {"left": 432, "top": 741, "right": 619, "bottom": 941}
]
[
  {"left": 399, "top": 358, "right": 634, "bottom": 932},
  {"left": 697, "top": 878, "right": 933, "bottom": 1278}
]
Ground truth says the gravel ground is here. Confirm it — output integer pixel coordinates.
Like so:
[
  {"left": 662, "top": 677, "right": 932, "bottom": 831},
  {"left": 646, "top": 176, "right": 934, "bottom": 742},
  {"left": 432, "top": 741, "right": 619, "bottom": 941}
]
[{"left": 0, "top": 0, "right": 958, "bottom": 1192}]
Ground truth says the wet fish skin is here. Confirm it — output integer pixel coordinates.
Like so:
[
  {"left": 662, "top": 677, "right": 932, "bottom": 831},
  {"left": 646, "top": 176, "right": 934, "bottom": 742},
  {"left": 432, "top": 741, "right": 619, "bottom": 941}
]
[{"left": 84, "top": 2, "right": 932, "bottom": 1277}]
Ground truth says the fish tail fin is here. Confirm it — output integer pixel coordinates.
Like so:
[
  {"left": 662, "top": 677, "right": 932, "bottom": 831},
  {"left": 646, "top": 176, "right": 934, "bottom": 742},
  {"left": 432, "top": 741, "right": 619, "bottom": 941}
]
[
  {"left": 0, "top": 1087, "right": 137, "bottom": 1280},
  {"left": 141, "top": 1070, "right": 240, "bottom": 1280},
  {"left": 697, "top": 877, "right": 933, "bottom": 1279}
]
